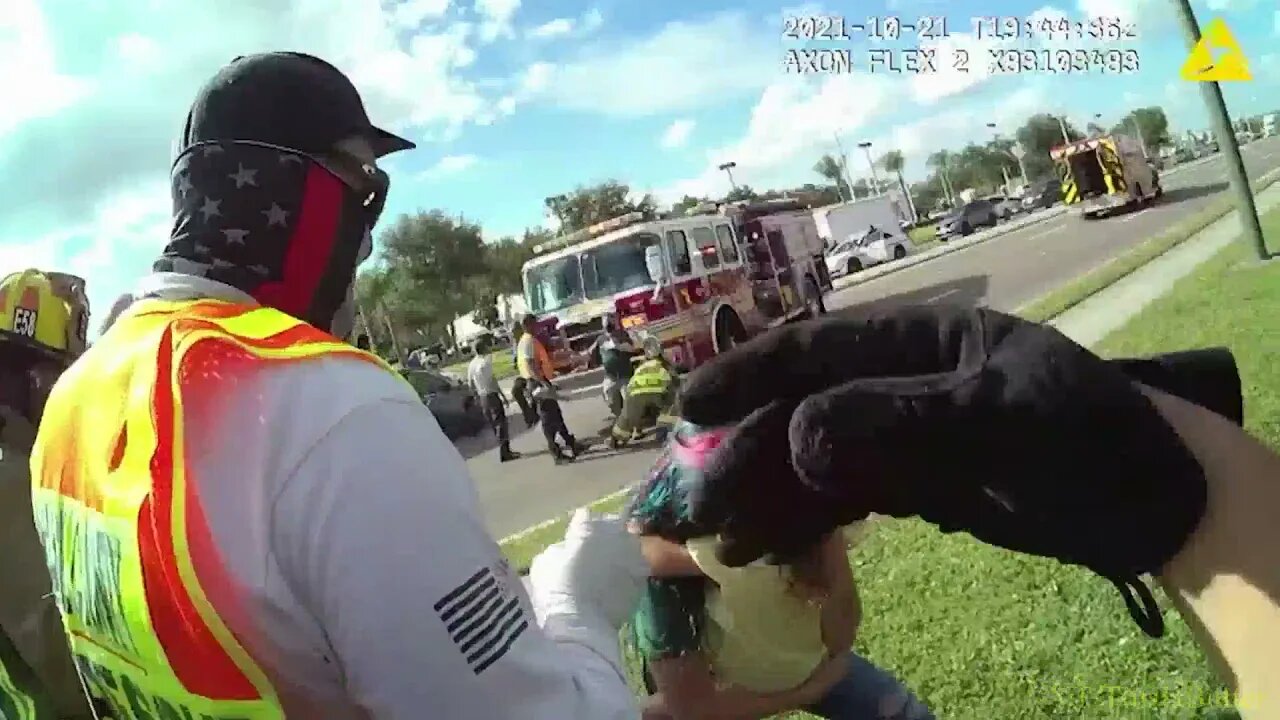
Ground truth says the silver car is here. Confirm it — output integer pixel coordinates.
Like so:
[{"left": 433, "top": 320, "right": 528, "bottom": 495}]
[{"left": 401, "top": 368, "right": 487, "bottom": 440}]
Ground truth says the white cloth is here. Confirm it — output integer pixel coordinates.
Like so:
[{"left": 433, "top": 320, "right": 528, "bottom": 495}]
[
  {"left": 467, "top": 354, "right": 501, "bottom": 396},
  {"left": 104, "top": 274, "right": 642, "bottom": 720},
  {"left": 530, "top": 510, "right": 650, "bottom": 682}
]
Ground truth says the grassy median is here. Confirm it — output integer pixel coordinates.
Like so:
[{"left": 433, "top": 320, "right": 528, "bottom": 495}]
[
  {"left": 1019, "top": 173, "right": 1279, "bottom": 323},
  {"left": 499, "top": 208, "right": 1280, "bottom": 719}
]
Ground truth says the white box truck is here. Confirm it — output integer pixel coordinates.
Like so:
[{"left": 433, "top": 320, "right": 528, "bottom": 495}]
[{"left": 811, "top": 192, "right": 912, "bottom": 249}]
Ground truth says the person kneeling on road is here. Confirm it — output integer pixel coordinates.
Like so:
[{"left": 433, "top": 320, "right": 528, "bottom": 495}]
[
  {"left": 610, "top": 336, "right": 679, "bottom": 450},
  {"left": 585, "top": 310, "right": 639, "bottom": 418}
]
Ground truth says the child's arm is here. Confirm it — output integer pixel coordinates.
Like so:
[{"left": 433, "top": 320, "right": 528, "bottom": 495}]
[
  {"left": 637, "top": 534, "right": 705, "bottom": 577},
  {"left": 818, "top": 530, "right": 861, "bottom": 656}
]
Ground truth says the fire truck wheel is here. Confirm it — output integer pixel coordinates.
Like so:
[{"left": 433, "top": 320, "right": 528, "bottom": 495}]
[
  {"left": 803, "top": 276, "right": 826, "bottom": 316},
  {"left": 892, "top": 245, "right": 907, "bottom": 260},
  {"left": 845, "top": 258, "right": 863, "bottom": 275},
  {"left": 713, "top": 309, "right": 748, "bottom": 355}
]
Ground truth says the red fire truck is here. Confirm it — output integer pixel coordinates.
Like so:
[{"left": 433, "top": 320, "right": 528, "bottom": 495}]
[{"left": 520, "top": 198, "right": 832, "bottom": 373}]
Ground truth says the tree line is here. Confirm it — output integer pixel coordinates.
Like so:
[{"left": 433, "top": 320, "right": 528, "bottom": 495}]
[{"left": 356, "top": 106, "right": 1174, "bottom": 357}]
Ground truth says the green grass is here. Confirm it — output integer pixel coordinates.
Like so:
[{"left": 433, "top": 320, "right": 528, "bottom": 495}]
[
  {"left": 497, "top": 205, "right": 1280, "bottom": 719},
  {"left": 443, "top": 349, "right": 517, "bottom": 381},
  {"left": 908, "top": 224, "right": 938, "bottom": 246}
]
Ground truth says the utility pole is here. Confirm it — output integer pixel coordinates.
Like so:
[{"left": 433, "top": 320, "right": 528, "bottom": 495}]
[
  {"left": 986, "top": 123, "right": 1015, "bottom": 193},
  {"left": 832, "top": 133, "right": 857, "bottom": 200},
  {"left": 1055, "top": 115, "right": 1072, "bottom": 145},
  {"left": 857, "top": 141, "right": 881, "bottom": 194},
  {"left": 1172, "top": 0, "right": 1268, "bottom": 260}
]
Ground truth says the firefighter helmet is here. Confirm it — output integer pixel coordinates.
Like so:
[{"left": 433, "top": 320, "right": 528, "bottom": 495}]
[{"left": 0, "top": 269, "right": 90, "bottom": 361}]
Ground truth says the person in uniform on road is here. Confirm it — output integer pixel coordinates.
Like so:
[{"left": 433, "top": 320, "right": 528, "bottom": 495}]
[
  {"left": 517, "top": 313, "right": 581, "bottom": 464},
  {"left": 609, "top": 336, "right": 680, "bottom": 449},
  {"left": 468, "top": 337, "right": 520, "bottom": 462},
  {"left": 28, "top": 52, "right": 648, "bottom": 719},
  {"left": 0, "top": 269, "right": 97, "bottom": 720},
  {"left": 584, "top": 310, "right": 638, "bottom": 418},
  {"left": 509, "top": 320, "right": 539, "bottom": 427}
]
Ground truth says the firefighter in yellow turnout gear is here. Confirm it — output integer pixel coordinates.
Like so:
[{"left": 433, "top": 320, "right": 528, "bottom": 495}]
[
  {"left": 610, "top": 336, "right": 680, "bottom": 449},
  {"left": 0, "top": 269, "right": 97, "bottom": 720}
]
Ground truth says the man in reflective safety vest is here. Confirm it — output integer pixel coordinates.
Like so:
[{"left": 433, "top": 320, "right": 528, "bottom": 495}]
[
  {"left": 30, "top": 53, "right": 647, "bottom": 719},
  {"left": 0, "top": 269, "right": 96, "bottom": 720},
  {"left": 610, "top": 336, "right": 680, "bottom": 449}
]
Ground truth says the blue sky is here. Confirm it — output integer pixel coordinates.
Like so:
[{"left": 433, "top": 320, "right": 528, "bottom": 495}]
[{"left": 1, "top": 0, "right": 1277, "bottom": 322}]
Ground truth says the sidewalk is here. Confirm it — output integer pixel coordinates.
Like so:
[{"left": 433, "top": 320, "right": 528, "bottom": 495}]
[{"left": 1051, "top": 176, "right": 1280, "bottom": 348}]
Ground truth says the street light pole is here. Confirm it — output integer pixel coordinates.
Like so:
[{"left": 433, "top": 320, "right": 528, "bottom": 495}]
[
  {"left": 986, "top": 123, "right": 1014, "bottom": 193},
  {"left": 718, "top": 161, "right": 739, "bottom": 193},
  {"left": 1172, "top": 0, "right": 1268, "bottom": 261},
  {"left": 832, "top": 133, "right": 856, "bottom": 201},
  {"left": 857, "top": 141, "right": 881, "bottom": 194}
]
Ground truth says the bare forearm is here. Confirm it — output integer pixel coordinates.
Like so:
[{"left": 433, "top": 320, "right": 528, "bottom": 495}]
[{"left": 822, "top": 585, "right": 859, "bottom": 655}]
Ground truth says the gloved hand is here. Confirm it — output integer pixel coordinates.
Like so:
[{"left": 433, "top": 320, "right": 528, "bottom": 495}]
[
  {"left": 678, "top": 306, "right": 1241, "bottom": 637},
  {"left": 529, "top": 508, "right": 648, "bottom": 670}
]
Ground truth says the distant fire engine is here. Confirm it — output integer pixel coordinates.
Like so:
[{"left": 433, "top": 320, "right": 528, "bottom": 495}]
[{"left": 520, "top": 198, "right": 832, "bottom": 374}]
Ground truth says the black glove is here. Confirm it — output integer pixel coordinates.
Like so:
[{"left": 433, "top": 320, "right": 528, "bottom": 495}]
[{"left": 678, "top": 306, "right": 1241, "bottom": 638}]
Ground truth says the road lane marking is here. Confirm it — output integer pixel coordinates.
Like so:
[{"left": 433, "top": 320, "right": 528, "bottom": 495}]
[
  {"left": 1022, "top": 224, "right": 1068, "bottom": 242},
  {"left": 498, "top": 485, "right": 634, "bottom": 544},
  {"left": 924, "top": 288, "right": 961, "bottom": 304}
]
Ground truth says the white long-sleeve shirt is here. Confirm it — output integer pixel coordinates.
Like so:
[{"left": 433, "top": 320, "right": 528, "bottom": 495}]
[{"left": 110, "top": 273, "right": 638, "bottom": 719}]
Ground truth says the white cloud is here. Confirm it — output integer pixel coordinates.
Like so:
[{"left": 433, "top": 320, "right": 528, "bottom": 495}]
[
  {"left": 528, "top": 18, "right": 573, "bottom": 39},
  {"left": 657, "top": 71, "right": 1063, "bottom": 207},
  {"left": 392, "top": 0, "right": 453, "bottom": 28},
  {"left": 579, "top": 8, "right": 604, "bottom": 33},
  {"left": 909, "top": 32, "right": 1002, "bottom": 104},
  {"left": 0, "top": 0, "right": 91, "bottom": 139},
  {"left": 476, "top": 0, "right": 521, "bottom": 42},
  {"left": 494, "top": 60, "right": 552, "bottom": 116},
  {"left": 660, "top": 119, "right": 695, "bottom": 150},
  {"left": 526, "top": 7, "right": 604, "bottom": 40},
  {"left": 1076, "top": 0, "right": 1155, "bottom": 24},
  {"left": 4, "top": 179, "right": 171, "bottom": 328},
  {"left": 0, "top": 0, "right": 528, "bottom": 333},
  {"left": 529, "top": 12, "right": 777, "bottom": 118},
  {"left": 657, "top": 73, "right": 899, "bottom": 204},
  {"left": 419, "top": 154, "right": 479, "bottom": 179}
]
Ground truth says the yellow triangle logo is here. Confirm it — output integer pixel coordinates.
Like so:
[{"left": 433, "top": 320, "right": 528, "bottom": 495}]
[{"left": 1181, "top": 18, "right": 1252, "bottom": 82}]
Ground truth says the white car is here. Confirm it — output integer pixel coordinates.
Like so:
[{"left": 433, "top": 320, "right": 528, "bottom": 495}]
[{"left": 825, "top": 227, "right": 914, "bottom": 278}]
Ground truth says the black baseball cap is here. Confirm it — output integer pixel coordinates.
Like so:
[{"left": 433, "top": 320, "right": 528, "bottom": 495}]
[{"left": 181, "top": 52, "right": 416, "bottom": 158}]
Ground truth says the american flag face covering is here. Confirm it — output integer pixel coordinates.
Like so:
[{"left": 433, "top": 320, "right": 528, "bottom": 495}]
[{"left": 156, "top": 140, "right": 376, "bottom": 332}]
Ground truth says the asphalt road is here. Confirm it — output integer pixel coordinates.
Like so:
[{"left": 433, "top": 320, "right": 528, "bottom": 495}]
[{"left": 468, "top": 135, "right": 1280, "bottom": 539}]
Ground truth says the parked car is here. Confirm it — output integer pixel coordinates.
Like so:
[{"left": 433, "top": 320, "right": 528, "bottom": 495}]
[
  {"left": 936, "top": 199, "right": 999, "bottom": 241},
  {"left": 825, "top": 226, "right": 915, "bottom": 277},
  {"left": 986, "top": 195, "right": 1021, "bottom": 220},
  {"left": 401, "top": 368, "right": 487, "bottom": 440},
  {"left": 1021, "top": 179, "right": 1063, "bottom": 211}
]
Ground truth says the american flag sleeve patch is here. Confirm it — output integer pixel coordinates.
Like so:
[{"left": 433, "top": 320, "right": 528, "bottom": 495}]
[{"left": 433, "top": 563, "right": 530, "bottom": 675}]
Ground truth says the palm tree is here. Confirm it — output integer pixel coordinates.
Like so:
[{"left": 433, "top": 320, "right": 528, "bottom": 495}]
[
  {"left": 879, "top": 150, "right": 917, "bottom": 220},
  {"left": 813, "top": 154, "right": 851, "bottom": 199},
  {"left": 926, "top": 150, "right": 955, "bottom": 206}
]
